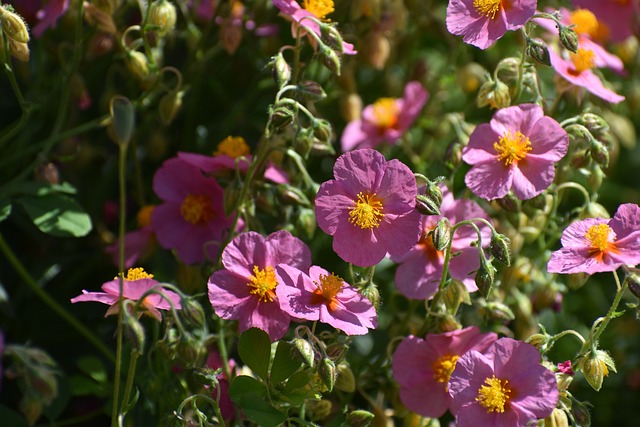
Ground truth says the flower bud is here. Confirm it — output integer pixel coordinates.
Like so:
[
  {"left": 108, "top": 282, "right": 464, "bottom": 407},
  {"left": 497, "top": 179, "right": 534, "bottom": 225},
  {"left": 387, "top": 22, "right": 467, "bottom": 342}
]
[
  {"left": 320, "top": 45, "right": 341, "bottom": 75},
  {"left": 480, "top": 300, "right": 515, "bottom": 321},
  {"left": 270, "top": 51, "right": 291, "bottom": 87},
  {"left": 297, "top": 207, "right": 317, "bottom": 238},
  {"left": 35, "top": 162, "right": 60, "bottom": 185},
  {"left": 127, "top": 51, "right": 150, "bottom": 81},
  {"left": 360, "top": 283, "right": 380, "bottom": 310},
  {"left": 571, "top": 400, "right": 592, "bottom": 427},
  {"left": 558, "top": 24, "right": 579, "bottom": 53},
  {"left": 340, "top": 92, "right": 362, "bottom": 122},
  {"left": 589, "top": 140, "right": 609, "bottom": 168},
  {"left": 445, "top": 139, "right": 463, "bottom": 168},
  {"left": 489, "top": 233, "right": 511, "bottom": 266},
  {"left": 544, "top": 408, "right": 570, "bottom": 427},
  {"left": 320, "top": 23, "right": 344, "bottom": 54},
  {"left": 346, "top": 409, "right": 375, "bottom": 427},
  {"left": 269, "top": 105, "right": 295, "bottom": 130},
  {"left": 587, "top": 167, "right": 605, "bottom": 192},
  {"left": 84, "top": 2, "right": 117, "bottom": 34},
  {"left": 437, "top": 312, "right": 463, "bottom": 332},
  {"left": 416, "top": 194, "right": 441, "bottom": 216},
  {"left": 627, "top": 270, "right": 640, "bottom": 299},
  {"left": 335, "top": 363, "right": 356, "bottom": 392},
  {"left": 579, "top": 113, "right": 609, "bottom": 137},
  {"left": 496, "top": 193, "right": 520, "bottom": 213},
  {"left": 475, "top": 259, "right": 496, "bottom": 299},
  {"left": 0, "top": 7, "right": 30, "bottom": 43},
  {"left": 9, "top": 39, "right": 29, "bottom": 62},
  {"left": 291, "top": 337, "right": 315, "bottom": 367},
  {"left": 526, "top": 38, "right": 551, "bottom": 66},
  {"left": 432, "top": 218, "right": 451, "bottom": 252},
  {"left": 123, "top": 307, "right": 146, "bottom": 353},
  {"left": 313, "top": 119, "right": 333, "bottom": 145},
  {"left": 159, "top": 90, "right": 184, "bottom": 125},
  {"left": 181, "top": 298, "right": 205, "bottom": 328},
  {"left": 277, "top": 185, "right": 310, "bottom": 206},
  {"left": 296, "top": 80, "right": 326, "bottom": 101},
  {"left": 566, "top": 272, "right": 589, "bottom": 290},
  {"left": 576, "top": 349, "right": 616, "bottom": 391},
  {"left": 526, "top": 333, "right": 551, "bottom": 352},
  {"left": 477, "top": 79, "right": 511, "bottom": 110},
  {"left": 495, "top": 57, "right": 520, "bottom": 86},
  {"left": 318, "top": 358, "right": 337, "bottom": 392},
  {"left": 19, "top": 395, "right": 43, "bottom": 426},
  {"left": 148, "top": 0, "right": 177, "bottom": 37},
  {"left": 325, "top": 341, "right": 348, "bottom": 362},
  {"left": 304, "top": 399, "right": 332, "bottom": 421}
]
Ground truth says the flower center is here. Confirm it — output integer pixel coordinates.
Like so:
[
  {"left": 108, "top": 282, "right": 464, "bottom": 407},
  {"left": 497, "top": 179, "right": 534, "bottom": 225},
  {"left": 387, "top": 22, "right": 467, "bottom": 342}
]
[
  {"left": 311, "top": 273, "right": 344, "bottom": 311},
  {"left": 123, "top": 267, "right": 154, "bottom": 281},
  {"left": 476, "top": 376, "right": 512, "bottom": 413},
  {"left": 569, "top": 9, "right": 599, "bottom": 38},
  {"left": 570, "top": 48, "right": 595, "bottom": 74},
  {"left": 349, "top": 192, "right": 385, "bottom": 230},
  {"left": 136, "top": 205, "right": 155, "bottom": 228},
  {"left": 473, "top": 0, "right": 502, "bottom": 19},
  {"left": 302, "top": 0, "right": 334, "bottom": 21},
  {"left": 247, "top": 265, "right": 278, "bottom": 303},
  {"left": 494, "top": 130, "right": 532, "bottom": 166},
  {"left": 180, "top": 194, "right": 215, "bottom": 225},
  {"left": 371, "top": 98, "right": 400, "bottom": 130},
  {"left": 432, "top": 354, "right": 460, "bottom": 384},
  {"left": 584, "top": 223, "right": 618, "bottom": 262},
  {"left": 214, "top": 136, "right": 251, "bottom": 158}
]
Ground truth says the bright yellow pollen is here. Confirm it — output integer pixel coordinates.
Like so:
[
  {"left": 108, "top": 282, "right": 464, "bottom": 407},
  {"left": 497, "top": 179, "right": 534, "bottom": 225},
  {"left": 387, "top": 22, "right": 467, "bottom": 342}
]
[
  {"left": 136, "top": 205, "right": 155, "bottom": 228},
  {"left": 312, "top": 273, "right": 344, "bottom": 310},
  {"left": 473, "top": 0, "right": 502, "bottom": 19},
  {"left": 432, "top": 354, "right": 460, "bottom": 384},
  {"left": 180, "top": 194, "right": 215, "bottom": 225},
  {"left": 476, "top": 376, "right": 512, "bottom": 413},
  {"left": 371, "top": 98, "right": 400, "bottom": 130},
  {"left": 349, "top": 192, "right": 384, "bottom": 230},
  {"left": 302, "top": 0, "right": 334, "bottom": 21},
  {"left": 569, "top": 9, "right": 599, "bottom": 37},
  {"left": 585, "top": 223, "right": 613, "bottom": 252},
  {"left": 494, "top": 130, "right": 532, "bottom": 166},
  {"left": 247, "top": 265, "right": 278, "bottom": 303},
  {"left": 122, "top": 267, "right": 154, "bottom": 281},
  {"left": 214, "top": 136, "right": 251, "bottom": 158},
  {"left": 570, "top": 48, "right": 595, "bottom": 73}
]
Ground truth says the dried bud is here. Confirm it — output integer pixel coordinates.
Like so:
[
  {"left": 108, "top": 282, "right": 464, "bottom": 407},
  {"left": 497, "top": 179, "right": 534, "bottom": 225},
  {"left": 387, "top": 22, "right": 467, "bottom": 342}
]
[
  {"left": 0, "top": 7, "right": 30, "bottom": 43},
  {"left": 477, "top": 79, "right": 511, "bottom": 110},
  {"left": 320, "top": 45, "right": 341, "bottom": 75},
  {"left": 335, "top": 363, "right": 356, "bottom": 392},
  {"left": 526, "top": 38, "right": 551, "bottom": 66},
  {"left": 590, "top": 140, "right": 609, "bottom": 168},
  {"left": 127, "top": 51, "right": 150, "bottom": 81},
  {"left": 296, "top": 80, "right": 326, "bottom": 101},
  {"left": 9, "top": 39, "right": 29, "bottom": 62},
  {"left": 346, "top": 409, "right": 375, "bottom": 427},
  {"left": 558, "top": 24, "right": 579, "bottom": 53},
  {"left": 475, "top": 259, "right": 496, "bottom": 299},
  {"left": 318, "top": 358, "right": 337, "bottom": 392},
  {"left": 432, "top": 218, "right": 451, "bottom": 252},
  {"left": 270, "top": 51, "right": 291, "bottom": 87},
  {"left": 148, "top": 0, "right": 177, "bottom": 37},
  {"left": 291, "top": 337, "right": 315, "bottom": 367},
  {"left": 576, "top": 349, "right": 616, "bottom": 391},
  {"left": 489, "top": 233, "right": 511, "bottom": 266},
  {"left": 159, "top": 90, "right": 184, "bottom": 125}
]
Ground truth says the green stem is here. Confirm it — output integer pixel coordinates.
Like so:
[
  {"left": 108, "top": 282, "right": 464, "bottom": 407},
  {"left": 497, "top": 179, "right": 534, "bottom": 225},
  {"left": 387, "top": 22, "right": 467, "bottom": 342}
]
[
  {"left": 0, "top": 233, "right": 114, "bottom": 361},
  {"left": 120, "top": 350, "right": 140, "bottom": 413}
]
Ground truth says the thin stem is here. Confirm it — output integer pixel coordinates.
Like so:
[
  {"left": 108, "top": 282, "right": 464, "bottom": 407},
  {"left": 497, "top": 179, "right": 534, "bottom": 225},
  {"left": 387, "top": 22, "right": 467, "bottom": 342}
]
[{"left": 120, "top": 350, "right": 140, "bottom": 414}]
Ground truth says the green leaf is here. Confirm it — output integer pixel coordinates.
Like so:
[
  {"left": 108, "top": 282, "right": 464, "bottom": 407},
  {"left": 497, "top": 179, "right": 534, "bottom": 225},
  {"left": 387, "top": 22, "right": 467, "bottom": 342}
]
[
  {"left": 282, "top": 371, "right": 317, "bottom": 405},
  {"left": 8, "top": 181, "right": 77, "bottom": 197},
  {"left": 0, "top": 404, "right": 29, "bottom": 427},
  {"left": 77, "top": 356, "right": 107, "bottom": 384},
  {"left": 228, "top": 376, "right": 287, "bottom": 427},
  {"left": 270, "top": 341, "right": 302, "bottom": 384},
  {"left": 20, "top": 194, "right": 92, "bottom": 237},
  {"left": 238, "top": 328, "right": 271, "bottom": 380},
  {"left": 0, "top": 199, "right": 11, "bottom": 222}
]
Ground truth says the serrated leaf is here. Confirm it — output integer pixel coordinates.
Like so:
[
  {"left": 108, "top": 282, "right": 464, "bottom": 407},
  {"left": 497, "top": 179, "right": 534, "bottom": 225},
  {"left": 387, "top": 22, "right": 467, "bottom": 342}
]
[
  {"left": 270, "top": 341, "right": 302, "bottom": 384},
  {"left": 228, "top": 376, "right": 286, "bottom": 427},
  {"left": 0, "top": 200, "right": 11, "bottom": 222},
  {"left": 20, "top": 194, "right": 92, "bottom": 237},
  {"left": 238, "top": 328, "right": 271, "bottom": 380}
]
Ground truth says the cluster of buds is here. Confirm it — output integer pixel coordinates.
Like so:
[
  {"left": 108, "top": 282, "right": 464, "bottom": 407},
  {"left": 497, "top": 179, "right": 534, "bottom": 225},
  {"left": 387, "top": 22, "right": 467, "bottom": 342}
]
[{"left": 0, "top": 6, "right": 30, "bottom": 62}]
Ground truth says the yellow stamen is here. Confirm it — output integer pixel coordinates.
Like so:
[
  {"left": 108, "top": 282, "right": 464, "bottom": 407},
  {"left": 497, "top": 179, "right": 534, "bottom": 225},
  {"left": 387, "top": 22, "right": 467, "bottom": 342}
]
[
  {"left": 570, "top": 48, "right": 595, "bottom": 74},
  {"left": 569, "top": 9, "right": 599, "bottom": 38},
  {"left": 136, "top": 205, "right": 155, "bottom": 228},
  {"left": 473, "top": 0, "right": 502, "bottom": 19},
  {"left": 493, "top": 130, "right": 532, "bottom": 166},
  {"left": 349, "top": 192, "right": 384, "bottom": 229},
  {"left": 302, "top": 0, "right": 334, "bottom": 21},
  {"left": 180, "top": 194, "right": 215, "bottom": 225},
  {"left": 476, "top": 376, "right": 512, "bottom": 413},
  {"left": 311, "top": 273, "right": 344, "bottom": 311},
  {"left": 247, "top": 265, "right": 278, "bottom": 303},
  {"left": 371, "top": 98, "right": 400, "bottom": 130},
  {"left": 432, "top": 354, "right": 460, "bottom": 385},
  {"left": 584, "top": 223, "right": 617, "bottom": 263},
  {"left": 123, "top": 267, "right": 154, "bottom": 281},
  {"left": 214, "top": 136, "right": 251, "bottom": 158}
]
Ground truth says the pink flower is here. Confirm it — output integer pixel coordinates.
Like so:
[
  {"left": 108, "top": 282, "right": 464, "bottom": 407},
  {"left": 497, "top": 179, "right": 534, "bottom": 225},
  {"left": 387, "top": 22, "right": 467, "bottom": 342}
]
[
  {"left": 33, "top": 0, "right": 70, "bottom": 37},
  {"left": 276, "top": 265, "right": 377, "bottom": 335},
  {"left": 151, "top": 158, "right": 236, "bottom": 265},
  {"left": 549, "top": 48, "right": 625, "bottom": 103},
  {"left": 315, "top": 149, "right": 421, "bottom": 267},
  {"left": 178, "top": 136, "right": 288, "bottom": 184},
  {"left": 462, "top": 103, "right": 569, "bottom": 201},
  {"left": 207, "top": 230, "right": 312, "bottom": 341},
  {"left": 446, "top": 0, "right": 536, "bottom": 49},
  {"left": 392, "top": 326, "right": 497, "bottom": 418},
  {"left": 557, "top": 360, "right": 574, "bottom": 376},
  {"left": 392, "top": 185, "right": 491, "bottom": 300},
  {"left": 341, "top": 81, "right": 428, "bottom": 152},
  {"left": 70, "top": 268, "right": 182, "bottom": 321},
  {"left": 572, "top": 0, "right": 637, "bottom": 43},
  {"left": 547, "top": 203, "right": 640, "bottom": 274},
  {"left": 448, "top": 338, "right": 558, "bottom": 427},
  {"left": 189, "top": 0, "right": 217, "bottom": 22},
  {"left": 272, "top": 0, "right": 356, "bottom": 55},
  {"left": 105, "top": 205, "right": 156, "bottom": 268}
]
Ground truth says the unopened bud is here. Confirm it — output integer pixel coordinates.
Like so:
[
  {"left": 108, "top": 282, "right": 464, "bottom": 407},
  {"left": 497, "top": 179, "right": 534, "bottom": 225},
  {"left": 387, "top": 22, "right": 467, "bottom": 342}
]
[
  {"left": 278, "top": 185, "right": 310, "bottom": 206},
  {"left": 312, "top": 119, "right": 332, "bottom": 145},
  {"left": 495, "top": 57, "right": 520, "bottom": 86},
  {"left": 0, "top": 7, "right": 30, "bottom": 43},
  {"left": 181, "top": 298, "right": 205, "bottom": 328},
  {"left": 320, "top": 24, "right": 344, "bottom": 54},
  {"left": 270, "top": 51, "right": 291, "bottom": 87},
  {"left": 445, "top": 139, "right": 463, "bottom": 168},
  {"left": 475, "top": 259, "right": 496, "bottom": 299},
  {"left": 296, "top": 80, "right": 326, "bottom": 101},
  {"left": 291, "top": 337, "right": 315, "bottom": 367},
  {"left": 587, "top": 167, "right": 605, "bottom": 192},
  {"left": 477, "top": 79, "right": 511, "bottom": 109},
  {"left": 304, "top": 399, "right": 332, "bottom": 421},
  {"left": 576, "top": 349, "right": 616, "bottom": 391},
  {"left": 346, "top": 409, "right": 375, "bottom": 427},
  {"left": 269, "top": 105, "right": 295, "bottom": 130},
  {"left": 566, "top": 272, "right": 589, "bottom": 290},
  {"left": 579, "top": 113, "right": 609, "bottom": 137},
  {"left": 318, "top": 358, "right": 337, "bottom": 392},
  {"left": 558, "top": 24, "right": 579, "bottom": 54},
  {"left": 148, "top": 0, "right": 177, "bottom": 36},
  {"left": 9, "top": 39, "right": 29, "bottom": 62},
  {"left": 159, "top": 90, "right": 183, "bottom": 125},
  {"left": 628, "top": 271, "right": 640, "bottom": 299},
  {"left": 35, "top": 162, "right": 60, "bottom": 185},
  {"left": 496, "top": 193, "right": 520, "bottom": 212},
  {"left": 437, "top": 312, "right": 463, "bottom": 332},
  {"left": 340, "top": 93, "right": 363, "bottom": 122},
  {"left": 590, "top": 140, "right": 609, "bottom": 168},
  {"left": 320, "top": 45, "right": 341, "bottom": 75},
  {"left": 432, "top": 219, "right": 451, "bottom": 252},
  {"left": 360, "top": 283, "right": 380, "bottom": 310},
  {"left": 416, "top": 194, "right": 441, "bottom": 216},
  {"left": 480, "top": 301, "right": 515, "bottom": 321},
  {"left": 545, "top": 408, "right": 570, "bottom": 427},
  {"left": 526, "top": 38, "right": 551, "bottom": 66},
  {"left": 127, "top": 51, "right": 150, "bottom": 81},
  {"left": 571, "top": 400, "right": 592, "bottom": 427},
  {"left": 489, "top": 233, "right": 511, "bottom": 266},
  {"left": 123, "top": 308, "right": 146, "bottom": 354},
  {"left": 526, "top": 333, "right": 551, "bottom": 352},
  {"left": 325, "top": 341, "right": 348, "bottom": 362},
  {"left": 335, "top": 363, "right": 356, "bottom": 392},
  {"left": 297, "top": 208, "right": 317, "bottom": 238},
  {"left": 365, "top": 31, "right": 390, "bottom": 70}
]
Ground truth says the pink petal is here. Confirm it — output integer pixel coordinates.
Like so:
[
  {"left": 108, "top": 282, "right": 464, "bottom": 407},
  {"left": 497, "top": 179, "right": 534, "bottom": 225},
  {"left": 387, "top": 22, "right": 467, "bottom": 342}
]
[
  {"left": 510, "top": 156, "right": 555, "bottom": 200},
  {"left": 464, "top": 161, "right": 513, "bottom": 200},
  {"left": 462, "top": 123, "right": 500, "bottom": 165}
]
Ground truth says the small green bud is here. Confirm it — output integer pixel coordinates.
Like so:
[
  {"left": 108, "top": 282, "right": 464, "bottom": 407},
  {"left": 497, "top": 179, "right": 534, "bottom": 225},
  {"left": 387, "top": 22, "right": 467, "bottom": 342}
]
[
  {"left": 320, "top": 45, "right": 341, "bottom": 75},
  {"left": 489, "top": 233, "right": 511, "bottom": 266},
  {"left": 416, "top": 194, "right": 441, "bottom": 216},
  {"left": 475, "top": 259, "right": 496, "bottom": 299},
  {"left": 590, "top": 140, "right": 609, "bottom": 168},
  {"left": 627, "top": 270, "right": 640, "bottom": 299},
  {"left": 304, "top": 399, "right": 332, "bottom": 422},
  {"left": 571, "top": 400, "right": 592, "bottom": 427},
  {"left": 579, "top": 113, "right": 609, "bottom": 137},
  {"left": 320, "top": 24, "right": 344, "bottom": 54},
  {"left": 360, "top": 283, "right": 381, "bottom": 310},
  {"left": 148, "top": 0, "right": 177, "bottom": 37},
  {"left": 346, "top": 409, "right": 375, "bottom": 427},
  {"left": 445, "top": 139, "right": 463, "bottom": 168},
  {"left": 180, "top": 298, "right": 205, "bottom": 328},
  {"left": 335, "top": 363, "right": 356, "bottom": 392},
  {"left": 277, "top": 185, "right": 310, "bottom": 206},
  {"left": 296, "top": 80, "right": 326, "bottom": 101},
  {"left": 480, "top": 301, "right": 515, "bottom": 321},
  {"left": 477, "top": 79, "right": 511, "bottom": 110},
  {"left": 312, "top": 118, "right": 333, "bottom": 145},
  {"left": 558, "top": 24, "right": 579, "bottom": 53},
  {"left": 9, "top": 39, "right": 29, "bottom": 62},
  {"left": 325, "top": 341, "right": 348, "bottom": 362},
  {"left": 526, "top": 333, "right": 551, "bottom": 352},
  {"left": 526, "top": 38, "right": 551, "bottom": 66},
  {"left": 432, "top": 218, "right": 451, "bottom": 252},
  {"left": 587, "top": 167, "right": 605, "bottom": 192},
  {"left": 19, "top": 395, "right": 43, "bottom": 426},
  {"left": 0, "top": 7, "right": 30, "bottom": 43},
  {"left": 297, "top": 207, "right": 317, "bottom": 238},
  {"left": 291, "top": 337, "right": 315, "bottom": 367},
  {"left": 269, "top": 105, "right": 295, "bottom": 130},
  {"left": 437, "top": 312, "right": 463, "bottom": 332},
  {"left": 496, "top": 193, "right": 520, "bottom": 213},
  {"left": 576, "top": 349, "right": 616, "bottom": 391},
  {"left": 159, "top": 90, "right": 184, "bottom": 125},
  {"left": 318, "top": 358, "right": 337, "bottom": 392},
  {"left": 545, "top": 408, "right": 570, "bottom": 427},
  {"left": 127, "top": 51, "right": 150, "bottom": 81},
  {"left": 270, "top": 51, "right": 291, "bottom": 87},
  {"left": 495, "top": 57, "right": 520, "bottom": 85}
]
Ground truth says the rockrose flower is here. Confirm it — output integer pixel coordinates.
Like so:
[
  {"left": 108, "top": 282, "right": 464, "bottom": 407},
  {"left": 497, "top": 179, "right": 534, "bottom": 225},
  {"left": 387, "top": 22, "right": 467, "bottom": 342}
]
[
  {"left": 392, "top": 185, "right": 491, "bottom": 300},
  {"left": 70, "top": 268, "right": 182, "bottom": 321},
  {"left": 549, "top": 47, "right": 625, "bottom": 103},
  {"left": 341, "top": 81, "right": 428, "bottom": 152},
  {"left": 14, "top": 0, "right": 70, "bottom": 37},
  {"left": 462, "top": 103, "right": 569, "bottom": 201},
  {"left": 276, "top": 265, "right": 377, "bottom": 335},
  {"left": 105, "top": 205, "right": 156, "bottom": 268},
  {"left": 392, "top": 326, "right": 497, "bottom": 418},
  {"left": 446, "top": 0, "right": 536, "bottom": 49},
  {"left": 573, "top": 0, "right": 637, "bottom": 43},
  {"left": 547, "top": 203, "right": 640, "bottom": 274},
  {"left": 272, "top": 0, "right": 356, "bottom": 54},
  {"left": 448, "top": 338, "right": 558, "bottom": 427},
  {"left": 208, "top": 230, "right": 312, "bottom": 341},
  {"left": 178, "top": 135, "right": 288, "bottom": 184},
  {"left": 315, "top": 149, "right": 421, "bottom": 267},
  {"left": 151, "top": 157, "right": 236, "bottom": 265}
]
